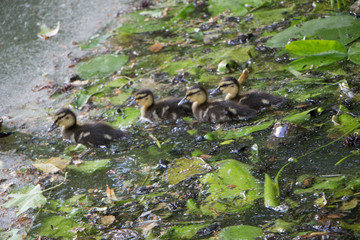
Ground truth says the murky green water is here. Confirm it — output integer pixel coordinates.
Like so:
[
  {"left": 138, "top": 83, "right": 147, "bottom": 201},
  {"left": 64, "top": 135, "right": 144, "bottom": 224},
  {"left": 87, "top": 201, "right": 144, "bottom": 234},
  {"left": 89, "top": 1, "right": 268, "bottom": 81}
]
[{"left": 2, "top": 0, "right": 360, "bottom": 239}]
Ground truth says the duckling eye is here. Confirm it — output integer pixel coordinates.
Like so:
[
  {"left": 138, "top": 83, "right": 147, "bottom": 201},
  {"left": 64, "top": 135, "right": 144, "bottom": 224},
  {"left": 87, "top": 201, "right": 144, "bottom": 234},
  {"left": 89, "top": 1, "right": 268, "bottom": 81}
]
[{"left": 65, "top": 116, "right": 69, "bottom": 119}]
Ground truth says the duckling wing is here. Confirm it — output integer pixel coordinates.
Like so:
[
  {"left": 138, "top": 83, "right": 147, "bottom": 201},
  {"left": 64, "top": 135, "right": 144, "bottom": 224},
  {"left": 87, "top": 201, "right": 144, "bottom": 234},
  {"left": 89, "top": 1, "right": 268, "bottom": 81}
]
[
  {"left": 77, "top": 123, "right": 126, "bottom": 147},
  {"left": 217, "top": 101, "right": 257, "bottom": 121},
  {"left": 149, "top": 97, "right": 192, "bottom": 121},
  {"left": 200, "top": 101, "right": 256, "bottom": 122},
  {"left": 239, "top": 92, "right": 285, "bottom": 110}
]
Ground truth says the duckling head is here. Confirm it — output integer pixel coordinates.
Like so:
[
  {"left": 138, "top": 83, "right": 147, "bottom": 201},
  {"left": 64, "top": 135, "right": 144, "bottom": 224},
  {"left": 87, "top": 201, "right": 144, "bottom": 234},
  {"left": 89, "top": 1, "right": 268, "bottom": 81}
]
[
  {"left": 179, "top": 85, "right": 208, "bottom": 106},
  {"left": 131, "top": 89, "right": 155, "bottom": 109},
  {"left": 48, "top": 108, "right": 77, "bottom": 132},
  {"left": 210, "top": 77, "right": 239, "bottom": 100}
]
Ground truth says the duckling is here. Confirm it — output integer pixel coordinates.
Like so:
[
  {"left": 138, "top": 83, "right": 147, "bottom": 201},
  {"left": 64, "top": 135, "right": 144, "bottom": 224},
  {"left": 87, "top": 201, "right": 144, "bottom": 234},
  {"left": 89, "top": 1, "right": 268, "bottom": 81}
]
[
  {"left": 48, "top": 108, "right": 127, "bottom": 147},
  {"left": 211, "top": 77, "right": 285, "bottom": 111},
  {"left": 130, "top": 89, "right": 192, "bottom": 122},
  {"left": 178, "top": 85, "right": 256, "bottom": 122}
]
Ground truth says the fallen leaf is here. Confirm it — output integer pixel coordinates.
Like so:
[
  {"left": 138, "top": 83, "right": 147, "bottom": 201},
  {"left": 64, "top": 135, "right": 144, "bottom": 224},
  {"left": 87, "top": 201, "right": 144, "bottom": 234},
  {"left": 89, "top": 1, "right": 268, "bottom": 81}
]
[
  {"left": 149, "top": 43, "right": 164, "bottom": 53},
  {"left": 101, "top": 215, "right": 115, "bottom": 225},
  {"left": 106, "top": 184, "right": 119, "bottom": 202}
]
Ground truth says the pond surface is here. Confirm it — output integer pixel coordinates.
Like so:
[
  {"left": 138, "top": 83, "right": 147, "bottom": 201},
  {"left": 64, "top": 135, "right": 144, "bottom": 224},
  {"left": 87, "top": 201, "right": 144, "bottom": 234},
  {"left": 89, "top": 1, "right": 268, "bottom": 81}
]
[
  {"left": 2, "top": 0, "right": 360, "bottom": 239},
  {"left": 0, "top": 0, "right": 130, "bottom": 233}
]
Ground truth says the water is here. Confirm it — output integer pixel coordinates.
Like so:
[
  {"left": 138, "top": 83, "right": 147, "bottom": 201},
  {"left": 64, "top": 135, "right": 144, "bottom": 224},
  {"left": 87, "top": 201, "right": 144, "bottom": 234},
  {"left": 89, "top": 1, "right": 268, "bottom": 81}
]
[
  {"left": 0, "top": 0, "right": 130, "bottom": 133},
  {"left": 0, "top": 0, "right": 130, "bottom": 232}
]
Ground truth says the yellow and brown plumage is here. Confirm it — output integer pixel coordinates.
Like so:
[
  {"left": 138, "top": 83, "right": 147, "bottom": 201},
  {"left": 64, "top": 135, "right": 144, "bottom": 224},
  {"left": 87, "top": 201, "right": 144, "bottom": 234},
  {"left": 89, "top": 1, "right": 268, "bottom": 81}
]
[
  {"left": 131, "top": 89, "right": 192, "bottom": 122},
  {"left": 178, "top": 85, "right": 256, "bottom": 122},
  {"left": 211, "top": 77, "right": 285, "bottom": 111},
  {"left": 48, "top": 108, "right": 127, "bottom": 147}
]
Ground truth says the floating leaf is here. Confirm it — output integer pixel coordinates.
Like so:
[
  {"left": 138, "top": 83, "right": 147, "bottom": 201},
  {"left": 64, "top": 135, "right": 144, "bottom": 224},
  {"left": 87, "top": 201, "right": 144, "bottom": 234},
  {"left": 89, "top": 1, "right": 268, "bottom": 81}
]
[
  {"left": 208, "top": 0, "right": 263, "bottom": 16},
  {"left": 282, "top": 108, "right": 316, "bottom": 124},
  {"left": 199, "top": 160, "right": 262, "bottom": 215},
  {"left": 32, "top": 157, "right": 70, "bottom": 173},
  {"left": 327, "top": 113, "right": 360, "bottom": 139},
  {"left": 166, "top": 157, "right": 211, "bottom": 185},
  {"left": 205, "top": 120, "right": 274, "bottom": 140},
  {"left": 266, "top": 15, "right": 360, "bottom": 48},
  {"left": 294, "top": 175, "right": 347, "bottom": 194},
  {"left": 218, "top": 225, "right": 263, "bottom": 240},
  {"left": 76, "top": 54, "right": 128, "bottom": 79},
  {"left": 35, "top": 215, "right": 79, "bottom": 238},
  {"left": 67, "top": 159, "right": 111, "bottom": 174},
  {"left": 2, "top": 184, "right": 47, "bottom": 216},
  {"left": 285, "top": 40, "right": 347, "bottom": 70},
  {"left": 160, "top": 224, "right": 208, "bottom": 240},
  {"left": 149, "top": 43, "right": 164, "bottom": 53},
  {"left": 265, "top": 219, "right": 295, "bottom": 233},
  {"left": 117, "top": 11, "right": 167, "bottom": 33},
  {"left": 38, "top": 21, "right": 60, "bottom": 40},
  {"left": 348, "top": 42, "right": 360, "bottom": 65}
]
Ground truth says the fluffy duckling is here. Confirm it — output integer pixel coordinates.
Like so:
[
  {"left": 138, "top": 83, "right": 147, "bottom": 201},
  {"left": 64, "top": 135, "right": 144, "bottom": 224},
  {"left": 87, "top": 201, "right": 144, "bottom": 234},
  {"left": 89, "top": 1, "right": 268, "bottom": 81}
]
[
  {"left": 211, "top": 77, "right": 285, "bottom": 111},
  {"left": 178, "top": 85, "right": 256, "bottom": 122},
  {"left": 130, "top": 89, "right": 192, "bottom": 122},
  {"left": 48, "top": 108, "right": 127, "bottom": 147}
]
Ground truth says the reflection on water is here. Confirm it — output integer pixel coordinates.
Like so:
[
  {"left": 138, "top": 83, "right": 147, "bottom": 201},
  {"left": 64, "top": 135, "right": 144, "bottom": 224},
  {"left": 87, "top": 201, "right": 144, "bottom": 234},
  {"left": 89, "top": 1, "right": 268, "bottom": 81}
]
[{"left": 0, "top": 0, "right": 128, "bottom": 132}]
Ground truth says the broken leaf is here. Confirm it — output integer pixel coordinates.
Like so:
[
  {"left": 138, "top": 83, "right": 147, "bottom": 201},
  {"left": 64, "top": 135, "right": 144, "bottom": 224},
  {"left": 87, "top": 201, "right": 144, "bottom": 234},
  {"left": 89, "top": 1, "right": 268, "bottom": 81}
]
[{"left": 218, "top": 225, "right": 263, "bottom": 240}]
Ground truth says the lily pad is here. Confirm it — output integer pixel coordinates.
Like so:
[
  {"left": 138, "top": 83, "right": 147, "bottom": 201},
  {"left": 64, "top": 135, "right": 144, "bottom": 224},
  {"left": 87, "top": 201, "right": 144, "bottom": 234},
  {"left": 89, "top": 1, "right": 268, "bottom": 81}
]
[
  {"left": 348, "top": 42, "right": 360, "bottom": 65},
  {"left": 218, "top": 225, "right": 263, "bottom": 240},
  {"left": 67, "top": 159, "right": 111, "bottom": 174},
  {"left": 76, "top": 54, "right": 128, "bottom": 79},
  {"left": 166, "top": 157, "right": 212, "bottom": 185},
  {"left": 285, "top": 40, "right": 347, "bottom": 70},
  {"left": 266, "top": 15, "right": 360, "bottom": 48},
  {"left": 199, "top": 160, "right": 262, "bottom": 215}
]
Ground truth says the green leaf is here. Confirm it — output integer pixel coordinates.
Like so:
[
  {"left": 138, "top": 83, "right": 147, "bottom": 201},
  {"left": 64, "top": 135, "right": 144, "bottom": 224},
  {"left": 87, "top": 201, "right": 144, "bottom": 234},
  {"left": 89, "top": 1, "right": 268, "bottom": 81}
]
[
  {"left": 199, "top": 160, "right": 262, "bottom": 215},
  {"left": 264, "top": 174, "right": 280, "bottom": 208},
  {"left": 285, "top": 40, "right": 347, "bottom": 70},
  {"left": 218, "top": 225, "right": 263, "bottom": 240},
  {"left": 266, "top": 15, "right": 360, "bottom": 48},
  {"left": 74, "top": 90, "right": 102, "bottom": 108},
  {"left": 283, "top": 108, "right": 316, "bottom": 124},
  {"left": 117, "top": 11, "right": 167, "bottom": 33},
  {"left": 110, "top": 107, "right": 141, "bottom": 128},
  {"left": 2, "top": 184, "right": 47, "bottom": 216},
  {"left": 170, "top": 4, "right": 196, "bottom": 22},
  {"left": 76, "top": 54, "right": 128, "bottom": 79},
  {"left": 160, "top": 224, "right": 208, "bottom": 240},
  {"left": 327, "top": 113, "right": 360, "bottom": 139},
  {"left": 265, "top": 219, "right": 295, "bottom": 233},
  {"left": 205, "top": 120, "right": 274, "bottom": 140},
  {"left": 348, "top": 42, "right": 360, "bottom": 65},
  {"left": 35, "top": 215, "right": 79, "bottom": 238},
  {"left": 166, "top": 157, "right": 211, "bottom": 185},
  {"left": 286, "top": 40, "right": 347, "bottom": 57},
  {"left": 208, "top": 0, "right": 263, "bottom": 16},
  {"left": 294, "top": 175, "right": 347, "bottom": 194},
  {"left": 67, "top": 159, "right": 111, "bottom": 174}
]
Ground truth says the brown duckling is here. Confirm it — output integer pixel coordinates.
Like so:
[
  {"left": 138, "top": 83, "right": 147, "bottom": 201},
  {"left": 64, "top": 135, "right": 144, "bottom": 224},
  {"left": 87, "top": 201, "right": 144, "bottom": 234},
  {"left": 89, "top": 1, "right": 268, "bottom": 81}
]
[
  {"left": 211, "top": 77, "right": 285, "bottom": 111},
  {"left": 48, "top": 108, "right": 127, "bottom": 147},
  {"left": 130, "top": 89, "right": 192, "bottom": 122},
  {"left": 178, "top": 85, "right": 256, "bottom": 122}
]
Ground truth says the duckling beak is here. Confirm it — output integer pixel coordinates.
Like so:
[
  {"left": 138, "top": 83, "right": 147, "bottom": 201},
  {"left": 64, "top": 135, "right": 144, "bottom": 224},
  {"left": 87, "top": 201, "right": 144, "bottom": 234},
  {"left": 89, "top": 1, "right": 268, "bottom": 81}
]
[
  {"left": 178, "top": 96, "right": 189, "bottom": 106},
  {"left": 48, "top": 122, "right": 59, "bottom": 132},
  {"left": 127, "top": 97, "right": 136, "bottom": 107},
  {"left": 210, "top": 87, "right": 221, "bottom": 96}
]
